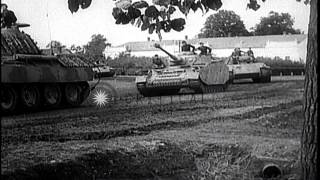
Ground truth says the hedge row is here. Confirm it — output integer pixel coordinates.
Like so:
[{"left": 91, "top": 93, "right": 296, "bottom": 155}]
[{"left": 105, "top": 55, "right": 305, "bottom": 76}]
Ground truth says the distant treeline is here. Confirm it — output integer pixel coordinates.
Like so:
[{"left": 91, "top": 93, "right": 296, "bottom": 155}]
[
  {"left": 105, "top": 55, "right": 305, "bottom": 76},
  {"left": 255, "top": 57, "right": 305, "bottom": 76}
]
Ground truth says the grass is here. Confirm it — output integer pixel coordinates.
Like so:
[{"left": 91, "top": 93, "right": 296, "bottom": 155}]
[{"left": 1, "top": 76, "right": 304, "bottom": 179}]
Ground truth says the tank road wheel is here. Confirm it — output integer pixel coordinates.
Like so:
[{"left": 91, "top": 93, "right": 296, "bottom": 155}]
[
  {"left": 21, "top": 85, "right": 41, "bottom": 110},
  {"left": 1, "top": 86, "right": 18, "bottom": 113},
  {"left": 80, "top": 83, "right": 90, "bottom": 103},
  {"left": 200, "top": 83, "right": 227, "bottom": 94},
  {"left": 64, "top": 84, "right": 82, "bottom": 106},
  {"left": 165, "top": 89, "right": 180, "bottom": 96},
  {"left": 252, "top": 78, "right": 261, "bottom": 83},
  {"left": 136, "top": 83, "right": 151, "bottom": 97},
  {"left": 43, "top": 85, "right": 62, "bottom": 108},
  {"left": 261, "top": 75, "right": 271, "bottom": 83}
]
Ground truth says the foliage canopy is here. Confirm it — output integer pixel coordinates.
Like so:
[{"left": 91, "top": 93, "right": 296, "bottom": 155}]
[
  {"left": 198, "top": 10, "right": 249, "bottom": 38},
  {"left": 253, "top": 11, "right": 302, "bottom": 35}
]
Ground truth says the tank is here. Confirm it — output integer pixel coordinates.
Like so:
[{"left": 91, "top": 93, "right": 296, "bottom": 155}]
[
  {"left": 92, "top": 65, "right": 115, "bottom": 78},
  {"left": 1, "top": 24, "right": 95, "bottom": 114},
  {"left": 226, "top": 51, "right": 272, "bottom": 83},
  {"left": 135, "top": 44, "right": 231, "bottom": 97}
]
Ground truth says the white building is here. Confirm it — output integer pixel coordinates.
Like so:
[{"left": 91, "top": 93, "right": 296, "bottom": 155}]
[{"left": 105, "top": 34, "right": 307, "bottom": 62}]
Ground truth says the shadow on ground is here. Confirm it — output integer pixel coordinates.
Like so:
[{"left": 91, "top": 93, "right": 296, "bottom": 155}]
[{"left": 2, "top": 141, "right": 300, "bottom": 180}]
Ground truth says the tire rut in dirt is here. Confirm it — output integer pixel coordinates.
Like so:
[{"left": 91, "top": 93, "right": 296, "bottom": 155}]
[{"left": 1, "top": 100, "right": 302, "bottom": 144}]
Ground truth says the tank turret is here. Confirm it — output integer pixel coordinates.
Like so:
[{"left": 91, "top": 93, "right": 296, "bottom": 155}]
[
  {"left": 226, "top": 50, "right": 271, "bottom": 83},
  {"left": 1, "top": 23, "right": 95, "bottom": 114}
]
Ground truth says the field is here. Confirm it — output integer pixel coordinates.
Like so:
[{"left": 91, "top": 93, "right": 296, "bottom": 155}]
[{"left": 1, "top": 76, "right": 304, "bottom": 180}]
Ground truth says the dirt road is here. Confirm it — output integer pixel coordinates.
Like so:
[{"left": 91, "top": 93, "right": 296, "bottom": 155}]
[{"left": 1, "top": 76, "right": 304, "bottom": 179}]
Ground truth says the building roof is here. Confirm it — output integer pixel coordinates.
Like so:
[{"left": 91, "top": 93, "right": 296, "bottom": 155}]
[{"left": 115, "top": 34, "right": 307, "bottom": 52}]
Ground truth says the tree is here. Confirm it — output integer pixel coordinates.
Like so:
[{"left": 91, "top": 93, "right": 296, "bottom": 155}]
[
  {"left": 253, "top": 11, "right": 301, "bottom": 35},
  {"left": 301, "top": 1, "right": 317, "bottom": 179},
  {"left": 46, "top": 40, "right": 65, "bottom": 49},
  {"left": 198, "top": 10, "right": 250, "bottom": 38},
  {"left": 85, "top": 34, "right": 108, "bottom": 61},
  {"left": 68, "top": 0, "right": 316, "bottom": 179},
  {"left": 70, "top": 44, "right": 85, "bottom": 54}
]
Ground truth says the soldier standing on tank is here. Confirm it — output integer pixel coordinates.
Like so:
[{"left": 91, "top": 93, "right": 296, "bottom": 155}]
[
  {"left": 247, "top": 47, "right": 255, "bottom": 62},
  {"left": 152, "top": 54, "right": 166, "bottom": 68},
  {"left": 231, "top": 48, "right": 241, "bottom": 64},
  {"left": 197, "top": 42, "right": 212, "bottom": 56},
  {"left": 181, "top": 40, "right": 195, "bottom": 52},
  {"left": 1, "top": 3, "right": 17, "bottom": 28}
]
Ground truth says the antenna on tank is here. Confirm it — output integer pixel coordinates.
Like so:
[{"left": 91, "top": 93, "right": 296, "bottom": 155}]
[{"left": 46, "top": 0, "right": 53, "bottom": 55}]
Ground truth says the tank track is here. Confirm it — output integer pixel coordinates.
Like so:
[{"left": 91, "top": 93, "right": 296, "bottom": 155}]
[
  {"left": 199, "top": 83, "right": 227, "bottom": 93},
  {"left": 137, "top": 81, "right": 228, "bottom": 97},
  {"left": 1, "top": 82, "right": 90, "bottom": 114},
  {"left": 136, "top": 83, "right": 180, "bottom": 97}
]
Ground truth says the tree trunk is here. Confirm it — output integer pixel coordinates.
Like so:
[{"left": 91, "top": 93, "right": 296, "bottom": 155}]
[{"left": 301, "top": 0, "right": 318, "bottom": 180}]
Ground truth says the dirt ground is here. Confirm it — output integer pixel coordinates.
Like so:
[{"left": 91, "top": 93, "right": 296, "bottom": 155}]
[{"left": 1, "top": 76, "right": 304, "bottom": 180}]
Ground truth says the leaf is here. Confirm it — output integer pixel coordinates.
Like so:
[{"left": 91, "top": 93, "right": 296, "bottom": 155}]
[
  {"left": 149, "top": 23, "right": 156, "bottom": 34},
  {"left": 206, "top": 0, "right": 222, "bottom": 11},
  {"left": 191, "top": 2, "right": 198, "bottom": 12},
  {"left": 159, "top": 7, "right": 167, "bottom": 20},
  {"left": 128, "top": 6, "right": 141, "bottom": 19},
  {"left": 130, "top": 18, "right": 136, "bottom": 25},
  {"left": 80, "top": 0, "right": 92, "bottom": 9},
  {"left": 156, "top": 20, "right": 162, "bottom": 32},
  {"left": 157, "top": 31, "right": 162, "bottom": 41},
  {"left": 141, "top": 19, "right": 150, "bottom": 31},
  {"left": 170, "top": 18, "right": 185, "bottom": 32},
  {"left": 200, "top": 0, "right": 210, "bottom": 12},
  {"left": 247, "top": 0, "right": 260, "bottom": 11},
  {"left": 160, "top": 20, "right": 171, "bottom": 32},
  {"left": 115, "top": 0, "right": 132, "bottom": 10},
  {"left": 179, "top": 0, "right": 194, "bottom": 15},
  {"left": 135, "top": 17, "right": 142, "bottom": 27},
  {"left": 112, "top": 7, "right": 123, "bottom": 20},
  {"left": 132, "top": 1, "right": 149, "bottom": 8},
  {"left": 115, "top": 17, "right": 122, "bottom": 24},
  {"left": 121, "top": 14, "right": 131, "bottom": 24},
  {"left": 170, "top": 0, "right": 180, "bottom": 6},
  {"left": 168, "top": 6, "right": 176, "bottom": 14},
  {"left": 197, "top": 1, "right": 204, "bottom": 14},
  {"left": 153, "top": 0, "right": 171, "bottom": 7},
  {"left": 68, "top": 0, "right": 80, "bottom": 13},
  {"left": 145, "top": 6, "right": 160, "bottom": 18}
]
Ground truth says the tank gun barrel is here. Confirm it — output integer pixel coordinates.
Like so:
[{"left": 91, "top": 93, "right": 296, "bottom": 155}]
[
  {"left": 154, "top": 43, "right": 181, "bottom": 62},
  {"left": 15, "top": 23, "right": 30, "bottom": 28}
]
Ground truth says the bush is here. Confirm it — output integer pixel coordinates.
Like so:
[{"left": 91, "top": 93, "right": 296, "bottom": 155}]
[
  {"left": 254, "top": 57, "right": 305, "bottom": 76},
  {"left": 107, "top": 55, "right": 154, "bottom": 75},
  {"left": 106, "top": 55, "right": 306, "bottom": 76},
  {"left": 255, "top": 56, "right": 305, "bottom": 68}
]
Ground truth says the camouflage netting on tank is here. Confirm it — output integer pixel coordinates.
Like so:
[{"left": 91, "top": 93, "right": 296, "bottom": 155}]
[
  {"left": 56, "top": 54, "right": 96, "bottom": 68},
  {"left": 1, "top": 28, "right": 41, "bottom": 55}
]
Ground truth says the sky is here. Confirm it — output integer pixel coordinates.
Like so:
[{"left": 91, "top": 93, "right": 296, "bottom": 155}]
[{"left": 3, "top": 0, "right": 310, "bottom": 48}]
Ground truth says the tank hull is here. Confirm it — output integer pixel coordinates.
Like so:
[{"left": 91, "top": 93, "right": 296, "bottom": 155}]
[
  {"left": 2, "top": 65, "right": 93, "bottom": 83},
  {"left": 135, "top": 45, "right": 231, "bottom": 97},
  {"left": 136, "top": 62, "right": 230, "bottom": 97},
  {"left": 227, "top": 63, "right": 272, "bottom": 83},
  {"left": 1, "top": 61, "right": 93, "bottom": 114},
  {"left": 1, "top": 28, "right": 94, "bottom": 114}
]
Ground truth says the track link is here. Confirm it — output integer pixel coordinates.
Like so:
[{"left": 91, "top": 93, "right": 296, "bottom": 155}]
[{"left": 200, "top": 83, "right": 227, "bottom": 93}]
